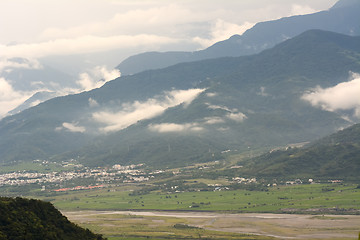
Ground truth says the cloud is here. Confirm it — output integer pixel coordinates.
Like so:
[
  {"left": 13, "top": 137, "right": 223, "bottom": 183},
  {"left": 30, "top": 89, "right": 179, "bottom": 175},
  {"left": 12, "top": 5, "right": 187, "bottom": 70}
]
[
  {"left": 56, "top": 122, "right": 86, "bottom": 133},
  {"left": 203, "top": 116, "right": 225, "bottom": 125},
  {"left": 149, "top": 123, "right": 203, "bottom": 133},
  {"left": 93, "top": 88, "right": 205, "bottom": 133},
  {"left": 0, "top": 34, "right": 179, "bottom": 59},
  {"left": 88, "top": 98, "right": 99, "bottom": 108},
  {"left": 0, "top": 58, "right": 43, "bottom": 73},
  {"left": 226, "top": 112, "right": 247, "bottom": 122},
  {"left": 193, "top": 19, "right": 254, "bottom": 48},
  {"left": 206, "top": 104, "right": 247, "bottom": 122},
  {"left": 0, "top": 0, "right": 337, "bottom": 62},
  {"left": 302, "top": 73, "right": 360, "bottom": 118},
  {"left": 207, "top": 104, "right": 232, "bottom": 112},
  {"left": 0, "top": 63, "right": 119, "bottom": 118},
  {"left": 257, "top": 86, "right": 269, "bottom": 97},
  {"left": 0, "top": 77, "right": 32, "bottom": 118},
  {"left": 291, "top": 4, "right": 317, "bottom": 16},
  {"left": 39, "top": 4, "right": 198, "bottom": 41},
  {"left": 77, "top": 66, "right": 120, "bottom": 91},
  {"left": 206, "top": 92, "right": 217, "bottom": 97}
]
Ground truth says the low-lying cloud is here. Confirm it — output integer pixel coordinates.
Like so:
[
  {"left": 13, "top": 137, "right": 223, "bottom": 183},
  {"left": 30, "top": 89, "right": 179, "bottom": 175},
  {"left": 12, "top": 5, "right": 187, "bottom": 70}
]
[
  {"left": 149, "top": 123, "right": 203, "bottom": 133},
  {"left": 77, "top": 66, "right": 120, "bottom": 91},
  {"left": 291, "top": 4, "right": 316, "bottom": 16},
  {"left": 56, "top": 122, "right": 86, "bottom": 133},
  {"left": 193, "top": 19, "right": 254, "bottom": 48},
  {"left": 207, "top": 104, "right": 248, "bottom": 122},
  {"left": 0, "top": 58, "right": 47, "bottom": 118},
  {"left": 0, "top": 34, "right": 179, "bottom": 59},
  {"left": 93, "top": 88, "right": 205, "bottom": 133},
  {"left": 0, "top": 77, "right": 32, "bottom": 118},
  {"left": 302, "top": 73, "right": 360, "bottom": 118},
  {"left": 226, "top": 112, "right": 248, "bottom": 122},
  {"left": 0, "top": 58, "right": 43, "bottom": 73}
]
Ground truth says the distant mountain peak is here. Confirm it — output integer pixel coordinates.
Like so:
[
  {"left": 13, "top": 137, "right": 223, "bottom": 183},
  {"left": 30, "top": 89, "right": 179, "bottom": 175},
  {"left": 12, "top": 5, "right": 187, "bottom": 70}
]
[{"left": 331, "top": 0, "right": 360, "bottom": 9}]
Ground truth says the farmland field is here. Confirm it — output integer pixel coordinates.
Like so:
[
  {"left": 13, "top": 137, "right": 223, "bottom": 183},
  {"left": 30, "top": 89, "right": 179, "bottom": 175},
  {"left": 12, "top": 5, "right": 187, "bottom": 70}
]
[
  {"left": 63, "top": 210, "right": 360, "bottom": 240},
  {"left": 48, "top": 183, "right": 360, "bottom": 214},
  {"left": 40, "top": 182, "right": 360, "bottom": 239}
]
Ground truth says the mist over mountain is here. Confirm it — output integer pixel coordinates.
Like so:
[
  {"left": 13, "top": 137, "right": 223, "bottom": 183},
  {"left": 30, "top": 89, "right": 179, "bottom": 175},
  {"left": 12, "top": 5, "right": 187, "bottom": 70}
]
[
  {"left": 0, "top": 30, "right": 359, "bottom": 168},
  {"left": 117, "top": 0, "right": 360, "bottom": 76},
  {"left": 0, "top": 58, "right": 120, "bottom": 118},
  {"left": 0, "top": 58, "right": 77, "bottom": 117}
]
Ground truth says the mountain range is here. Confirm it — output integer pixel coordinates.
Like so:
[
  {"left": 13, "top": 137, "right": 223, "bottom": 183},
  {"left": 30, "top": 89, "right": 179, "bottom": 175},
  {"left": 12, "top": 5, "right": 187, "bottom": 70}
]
[
  {"left": 117, "top": 0, "right": 360, "bottom": 75},
  {"left": 3, "top": 0, "right": 359, "bottom": 119},
  {"left": 0, "top": 29, "right": 359, "bottom": 169}
]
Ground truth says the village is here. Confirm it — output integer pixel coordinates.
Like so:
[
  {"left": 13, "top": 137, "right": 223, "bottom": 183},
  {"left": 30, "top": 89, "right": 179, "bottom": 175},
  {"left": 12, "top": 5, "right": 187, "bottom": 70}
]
[
  {"left": 1, "top": 159, "right": 340, "bottom": 194},
  {"left": 0, "top": 161, "right": 150, "bottom": 190}
]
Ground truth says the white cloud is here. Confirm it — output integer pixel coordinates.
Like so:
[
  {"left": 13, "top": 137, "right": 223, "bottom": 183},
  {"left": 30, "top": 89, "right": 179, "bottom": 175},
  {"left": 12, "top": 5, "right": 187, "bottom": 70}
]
[
  {"left": 93, "top": 88, "right": 205, "bottom": 133},
  {"left": 39, "top": 4, "right": 197, "bottom": 41},
  {"left": 0, "top": 58, "right": 43, "bottom": 73},
  {"left": 56, "top": 122, "right": 86, "bottom": 133},
  {"left": 203, "top": 116, "right": 225, "bottom": 125},
  {"left": 207, "top": 104, "right": 232, "bottom": 112},
  {"left": 77, "top": 66, "right": 120, "bottom": 91},
  {"left": 206, "top": 92, "right": 217, "bottom": 97},
  {"left": 149, "top": 122, "right": 203, "bottom": 133},
  {"left": 29, "top": 100, "right": 42, "bottom": 107},
  {"left": 0, "top": 34, "right": 179, "bottom": 59},
  {"left": 88, "top": 98, "right": 99, "bottom": 108},
  {"left": 226, "top": 112, "right": 247, "bottom": 122},
  {"left": 291, "top": 4, "right": 317, "bottom": 16},
  {"left": 0, "top": 77, "right": 32, "bottom": 118},
  {"left": 302, "top": 73, "right": 360, "bottom": 118},
  {"left": 193, "top": 19, "right": 254, "bottom": 48},
  {"left": 206, "top": 104, "right": 247, "bottom": 122},
  {"left": 257, "top": 86, "right": 269, "bottom": 97}
]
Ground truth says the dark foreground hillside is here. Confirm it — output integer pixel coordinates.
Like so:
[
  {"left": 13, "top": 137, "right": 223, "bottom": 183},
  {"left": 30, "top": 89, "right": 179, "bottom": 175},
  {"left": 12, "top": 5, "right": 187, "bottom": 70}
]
[{"left": 0, "top": 197, "right": 105, "bottom": 240}]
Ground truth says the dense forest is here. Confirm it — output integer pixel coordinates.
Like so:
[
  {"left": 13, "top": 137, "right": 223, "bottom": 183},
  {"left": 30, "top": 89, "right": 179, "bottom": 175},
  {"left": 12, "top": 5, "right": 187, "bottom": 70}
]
[{"left": 0, "top": 197, "right": 105, "bottom": 240}]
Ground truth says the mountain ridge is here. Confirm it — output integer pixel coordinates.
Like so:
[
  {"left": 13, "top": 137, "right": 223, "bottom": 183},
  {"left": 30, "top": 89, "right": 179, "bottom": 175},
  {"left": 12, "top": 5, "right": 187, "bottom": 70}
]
[
  {"left": 117, "top": 0, "right": 360, "bottom": 76},
  {"left": 1, "top": 30, "right": 358, "bottom": 168}
]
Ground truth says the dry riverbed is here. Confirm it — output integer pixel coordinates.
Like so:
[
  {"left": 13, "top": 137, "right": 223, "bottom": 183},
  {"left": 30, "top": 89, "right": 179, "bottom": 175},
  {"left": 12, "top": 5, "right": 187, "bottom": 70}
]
[{"left": 63, "top": 210, "right": 360, "bottom": 239}]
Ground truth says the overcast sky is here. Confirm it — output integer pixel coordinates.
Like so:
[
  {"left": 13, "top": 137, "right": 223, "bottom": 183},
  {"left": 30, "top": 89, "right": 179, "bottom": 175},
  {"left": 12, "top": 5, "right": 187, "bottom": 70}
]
[{"left": 0, "top": 0, "right": 338, "bottom": 61}]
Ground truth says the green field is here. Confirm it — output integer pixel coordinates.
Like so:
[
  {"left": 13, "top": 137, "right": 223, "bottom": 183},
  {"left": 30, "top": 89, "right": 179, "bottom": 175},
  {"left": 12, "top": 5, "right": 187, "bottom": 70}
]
[{"left": 46, "top": 183, "right": 360, "bottom": 214}]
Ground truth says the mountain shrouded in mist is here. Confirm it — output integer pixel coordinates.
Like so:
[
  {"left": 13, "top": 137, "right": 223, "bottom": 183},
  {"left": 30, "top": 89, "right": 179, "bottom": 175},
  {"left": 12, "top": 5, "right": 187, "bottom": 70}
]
[
  {"left": 117, "top": 0, "right": 360, "bottom": 76},
  {"left": 0, "top": 29, "right": 359, "bottom": 168}
]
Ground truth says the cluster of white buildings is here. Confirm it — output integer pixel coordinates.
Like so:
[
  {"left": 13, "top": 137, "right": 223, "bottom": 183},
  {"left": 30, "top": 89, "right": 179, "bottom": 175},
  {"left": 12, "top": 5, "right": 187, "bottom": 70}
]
[
  {"left": 0, "top": 163, "right": 149, "bottom": 188},
  {"left": 0, "top": 171, "right": 88, "bottom": 186}
]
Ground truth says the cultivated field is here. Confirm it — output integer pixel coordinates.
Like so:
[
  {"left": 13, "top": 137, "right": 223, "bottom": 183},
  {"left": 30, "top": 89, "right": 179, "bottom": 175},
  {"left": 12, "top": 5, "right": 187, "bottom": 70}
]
[
  {"left": 63, "top": 210, "right": 360, "bottom": 240},
  {"left": 39, "top": 183, "right": 360, "bottom": 239},
  {"left": 48, "top": 183, "right": 360, "bottom": 214}
]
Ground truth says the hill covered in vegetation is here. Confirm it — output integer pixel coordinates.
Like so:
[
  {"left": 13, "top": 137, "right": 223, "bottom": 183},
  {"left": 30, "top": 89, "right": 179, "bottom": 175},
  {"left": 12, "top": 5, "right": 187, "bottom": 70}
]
[
  {"left": 241, "top": 123, "right": 360, "bottom": 181},
  {"left": 0, "top": 197, "right": 105, "bottom": 240}
]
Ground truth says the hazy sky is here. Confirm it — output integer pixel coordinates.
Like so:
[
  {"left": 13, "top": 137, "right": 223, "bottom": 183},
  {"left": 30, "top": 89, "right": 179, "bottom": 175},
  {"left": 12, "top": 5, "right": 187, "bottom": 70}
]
[{"left": 0, "top": 0, "right": 338, "bottom": 60}]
